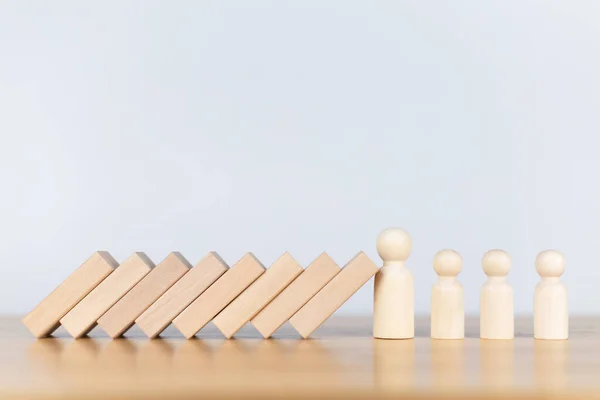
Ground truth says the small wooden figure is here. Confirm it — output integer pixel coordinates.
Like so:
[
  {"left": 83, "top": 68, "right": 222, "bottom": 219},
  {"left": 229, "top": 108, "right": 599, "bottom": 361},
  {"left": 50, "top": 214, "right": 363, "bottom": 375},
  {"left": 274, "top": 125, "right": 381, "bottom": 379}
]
[
  {"left": 534, "top": 250, "right": 568, "bottom": 340},
  {"left": 480, "top": 249, "right": 514, "bottom": 340},
  {"left": 373, "top": 228, "right": 414, "bottom": 339},
  {"left": 430, "top": 249, "right": 464, "bottom": 339}
]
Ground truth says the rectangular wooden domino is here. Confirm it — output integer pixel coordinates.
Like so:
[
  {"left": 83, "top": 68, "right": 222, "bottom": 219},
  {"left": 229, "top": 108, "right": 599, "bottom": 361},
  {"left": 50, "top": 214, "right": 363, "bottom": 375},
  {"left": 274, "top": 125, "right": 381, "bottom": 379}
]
[
  {"left": 173, "top": 253, "right": 265, "bottom": 339},
  {"left": 289, "top": 251, "right": 378, "bottom": 338},
  {"left": 97, "top": 252, "right": 191, "bottom": 338},
  {"left": 251, "top": 252, "right": 341, "bottom": 338},
  {"left": 60, "top": 252, "right": 154, "bottom": 338},
  {"left": 22, "top": 251, "right": 119, "bottom": 338},
  {"left": 213, "top": 252, "right": 303, "bottom": 339},
  {"left": 136, "top": 252, "right": 228, "bottom": 338}
]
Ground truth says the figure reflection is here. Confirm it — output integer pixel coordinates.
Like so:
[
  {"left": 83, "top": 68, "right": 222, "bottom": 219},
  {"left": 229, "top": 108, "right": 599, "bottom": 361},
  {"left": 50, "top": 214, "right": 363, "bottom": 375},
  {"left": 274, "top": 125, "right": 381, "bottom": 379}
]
[
  {"left": 373, "top": 338, "right": 415, "bottom": 390},
  {"left": 479, "top": 339, "right": 514, "bottom": 387},
  {"left": 430, "top": 339, "right": 465, "bottom": 388},
  {"left": 534, "top": 339, "right": 569, "bottom": 389}
]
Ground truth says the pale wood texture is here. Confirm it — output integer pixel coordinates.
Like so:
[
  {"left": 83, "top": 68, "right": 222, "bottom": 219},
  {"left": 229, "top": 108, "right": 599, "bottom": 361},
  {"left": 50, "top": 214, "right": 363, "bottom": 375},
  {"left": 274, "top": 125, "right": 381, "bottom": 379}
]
[
  {"left": 22, "top": 251, "right": 118, "bottom": 338},
  {"left": 534, "top": 250, "right": 568, "bottom": 340},
  {"left": 60, "top": 253, "right": 154, "bottom": 338},
  {"left": 430, "top": 250, "right": 464, "bottom": 339},
  {"left": 252, "top": 252, "right": 340, "bottom": 338},
  {"left": 135, "top": 252, "right": 228, "bottom": 338},
  {"left": 6, "top": 316, "right": 600, "bottom": 400},
  {"left": 290, "top": 252, "right": 378, "bottom": 338},
  {"left": 213, "top": 252, "right": 302, "bottom": 339},
  {"left": 97, "top": 252, "right": 191, "bottom": 338},
  {"left": 173, "top": 253, "right": 265, "bottom": 339},
  {"left": 480, "top": 250, "right": 514, "bottom": 339},
  {"left": 373, "top": 228, "right": 414, "bottom": 339}
]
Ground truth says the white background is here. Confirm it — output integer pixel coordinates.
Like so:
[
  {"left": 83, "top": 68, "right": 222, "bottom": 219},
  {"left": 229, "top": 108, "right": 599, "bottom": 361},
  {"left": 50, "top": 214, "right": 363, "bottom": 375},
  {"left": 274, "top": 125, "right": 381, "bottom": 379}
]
[{"left": 1, "top": 1, "right": 599, "bottom": 315}]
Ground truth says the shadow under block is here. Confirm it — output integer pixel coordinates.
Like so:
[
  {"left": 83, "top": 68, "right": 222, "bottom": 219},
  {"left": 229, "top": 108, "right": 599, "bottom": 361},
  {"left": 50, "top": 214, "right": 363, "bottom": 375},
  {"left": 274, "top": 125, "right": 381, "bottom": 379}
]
[
  {"left": 213, "top": 252, "right": 303, "bottom": 339},
  {"left": 97, "top": 252, "right": 191, "bottom": 338},
  {"left": 251, "top": 252, "right": 341, "bottom": 338},
  {"left": 60, "top": 252, "right": 154, "bottom": 339},
  {"left": 135, "top": 252, "right": 229, "bottom": 338},
  {"left": 289, "top": 252, "right": 378, "bottom": 339},
  {"left": 22, "top": 251, "right": 119, "bottom": 338},
  {"left": 173, "top": 253, "right": 266, "bottom": 339}
]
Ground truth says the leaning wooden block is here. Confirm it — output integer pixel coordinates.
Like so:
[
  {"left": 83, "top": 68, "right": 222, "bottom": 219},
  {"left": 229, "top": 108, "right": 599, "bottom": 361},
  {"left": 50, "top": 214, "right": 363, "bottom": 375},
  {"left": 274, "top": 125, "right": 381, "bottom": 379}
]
[
  {"left": 60, "top": 252, "right": 154, "bottom": 339},
  {"left": 213, "top": 252, "right": 303, "bottom": 339},
  {"left": 22, "top": 251, "right": 119, "bottom": 338},
  {"left": 289, "top": 252, "right": 378, "bottom": 338},
  {"left": 136, "top": 252, "right": 228, "bottom": 338},
  {"left": 173, "top": 253, "right": 265, "bottom": 339},
  {"left": 97, "top": 252, "right": 191, "bottom": 338},
  {"left": 251, "top": 252, "right": 340, "bottom": 338}
]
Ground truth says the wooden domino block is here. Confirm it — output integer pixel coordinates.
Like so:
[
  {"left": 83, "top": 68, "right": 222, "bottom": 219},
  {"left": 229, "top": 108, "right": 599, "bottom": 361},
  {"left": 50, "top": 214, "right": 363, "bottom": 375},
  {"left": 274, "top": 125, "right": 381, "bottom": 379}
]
[
  {"left": 289, "top": 252, "right": 378, "bottom": 338},
  {"left": 60, "top": 252, "right": 154, "bottom": 338},
  {"left": 251, "top": 252, "right": 340, "bottom": 338},
  {"left": 136, "top": 252, "right": 228, "bottom": 338},
  {"left": 173, "top": 253, "right": 265, "bottom": 339},
  {"left": 213, "top": 252, "right": 303, "bottom": 339},
  {"left": 97, "top": 252, "right": 191, "bottom": 338},
  {"left": 22, "top": 251, "right": 118, "bottom": 338}
]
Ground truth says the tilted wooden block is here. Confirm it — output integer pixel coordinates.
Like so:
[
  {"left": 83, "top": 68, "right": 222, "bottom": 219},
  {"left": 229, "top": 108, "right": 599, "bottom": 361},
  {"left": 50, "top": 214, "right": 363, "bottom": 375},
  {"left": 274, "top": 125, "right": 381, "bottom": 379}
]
[
  {"left": 213, "top": 252, "right": 303, "bottom": 339},
  {"left": 23, "top": 251, "right": 119, "bottom": 338},
  {"left": 136, "top": 252, "right": 228, "bottom": 338},
  {"left": 173, "top": 253, "right": 265, "bottom": 339},
  {"left": 97, "top": 252, "right": 191, "bottom": 338},
  {"left": 251, "top": 252, "right": 340, "bottom": 338},
  {"left": 289, "top": 252, "right": 378, "bottom": 338},
  {"left": 60, "top": 252, "right": 154, "bottom": 338}
]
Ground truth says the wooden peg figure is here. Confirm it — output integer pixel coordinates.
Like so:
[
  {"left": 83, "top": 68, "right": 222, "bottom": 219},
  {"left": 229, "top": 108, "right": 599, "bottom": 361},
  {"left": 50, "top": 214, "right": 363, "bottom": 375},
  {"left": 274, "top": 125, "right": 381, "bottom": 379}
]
[
  {"left": 373, "top": 228, "right": 414, "bottom": 339},
  {"left": 430, "top": 250, "right": 464, "bottom": 339},
  {"left": 534, "top": 250, "right": 568, "bottom": 340},
  {"left": 480, "top": 250, "right": 514, "bottom": 340}
]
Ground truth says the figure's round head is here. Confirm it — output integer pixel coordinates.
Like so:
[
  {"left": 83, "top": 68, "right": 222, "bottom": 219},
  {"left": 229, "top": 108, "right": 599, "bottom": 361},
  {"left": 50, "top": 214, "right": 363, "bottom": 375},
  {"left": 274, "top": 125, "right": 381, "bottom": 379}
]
[
  {"left": 482, "top": 249, "right": 511, "bottom": 277},
  {"left": 535, "top": 250, "right": 565, "bottom": 277},
  {"left": 433, "top": 249, "right": 462, "bottom": 277},
  {"left": 376, "top": 227, "right": 412, "bottom": 262}
]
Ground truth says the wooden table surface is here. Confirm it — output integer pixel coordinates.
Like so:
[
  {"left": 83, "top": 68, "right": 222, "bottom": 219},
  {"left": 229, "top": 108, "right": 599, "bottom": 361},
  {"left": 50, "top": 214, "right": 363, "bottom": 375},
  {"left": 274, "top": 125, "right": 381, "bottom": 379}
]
[{"left": 2, "top": 316, "right": 600, "bottom": 399}]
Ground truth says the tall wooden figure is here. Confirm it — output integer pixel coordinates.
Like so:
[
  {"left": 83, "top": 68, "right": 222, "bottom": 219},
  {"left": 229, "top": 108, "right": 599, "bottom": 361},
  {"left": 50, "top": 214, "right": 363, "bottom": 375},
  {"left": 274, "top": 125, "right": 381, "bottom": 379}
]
[
  {"left": 480, "top": 250, "right": 514, "bottom": 340},
  {"left": 534, "top": 250, "right": 568, "bottom": 340},
  {"left": 430, "top": 250, "right": 464, "bottom": 339},
  {"left": 373, "top": 227, "right": 414, "bottom": 339}
]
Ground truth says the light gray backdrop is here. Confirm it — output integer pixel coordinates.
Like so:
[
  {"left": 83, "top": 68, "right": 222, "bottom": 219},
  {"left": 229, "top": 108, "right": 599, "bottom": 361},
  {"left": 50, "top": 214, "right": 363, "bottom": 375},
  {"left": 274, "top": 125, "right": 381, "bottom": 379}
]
[{"left": 1, "top": 1, "right": 599, "bottom": 316}]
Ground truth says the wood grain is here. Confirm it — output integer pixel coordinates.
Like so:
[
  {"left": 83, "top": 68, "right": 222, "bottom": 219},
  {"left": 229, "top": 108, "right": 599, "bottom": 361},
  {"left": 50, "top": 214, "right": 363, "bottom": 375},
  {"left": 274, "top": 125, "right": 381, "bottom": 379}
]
[
  {"left": 135, "top": 252, "right": 228, "bottom": 339},
  {"left": 290, "top": 251, "right": 378, "bottom": 338},
  {"left": 97, "top": 252, "right": 191, "bottom": 338},
  {"left": 173, "top": 253, "right": 265, "bottom": 339},
  {"left": 22, "top": 251, "right": 118, "bottom": 338},
  {"left": 60, "top": 253, "right": 154, "bottom": 338},
  {"left": 7, "top": 316, "right": 600, "bottom": 400},
  {"left": 213, "top": 252, "right": 302, "bottom": 339},
  {"left": 251, "top": 252, "right": 340, "bottom": 338}
]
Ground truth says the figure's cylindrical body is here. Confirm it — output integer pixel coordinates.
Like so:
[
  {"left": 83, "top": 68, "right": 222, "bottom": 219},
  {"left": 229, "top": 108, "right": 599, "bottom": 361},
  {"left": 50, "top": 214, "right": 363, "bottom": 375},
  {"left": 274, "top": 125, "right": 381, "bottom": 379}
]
[
  {"left": 431, "top": 279, "right": 464, "bottom": 339},
  {"left": 480, "top": 278, "right": 514, "bottom": 339},
  {"left": 534, "top": 278, "right": 568, "bottom": 340},
  {"left": 373, "top": 264, "right": 414, "bottom": 339}
]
